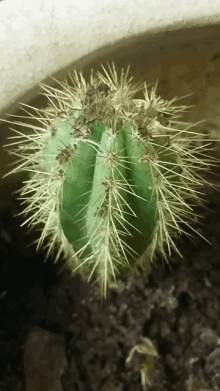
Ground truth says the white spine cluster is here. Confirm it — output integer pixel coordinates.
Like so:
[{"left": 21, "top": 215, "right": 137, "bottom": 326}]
[{"left": 2, "top": 62, "right": 218, "bottom": 295}]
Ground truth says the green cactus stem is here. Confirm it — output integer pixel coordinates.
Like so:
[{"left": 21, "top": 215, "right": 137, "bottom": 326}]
[{"left": 2, "top": 62, "right": 218, "bottom": 296}]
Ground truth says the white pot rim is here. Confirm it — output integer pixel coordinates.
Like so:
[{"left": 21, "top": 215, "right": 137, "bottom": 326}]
[{"left": 0, "top": 0, "right": 220, "bottom": 117}]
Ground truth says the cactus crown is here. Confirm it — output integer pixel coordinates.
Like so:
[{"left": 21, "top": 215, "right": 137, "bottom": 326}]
[{"left": 3, "top": 62, "right": 217, "bottom": 296}]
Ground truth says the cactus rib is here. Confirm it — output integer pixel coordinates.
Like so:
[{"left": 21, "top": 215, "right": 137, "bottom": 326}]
[{"left": 2, "top": 62, "right": 218, "bottom": 296}]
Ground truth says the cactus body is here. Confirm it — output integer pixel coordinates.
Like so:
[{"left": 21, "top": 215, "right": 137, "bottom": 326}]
[{"left": 3, "top": 63, "right": 216, "bottom": 295}]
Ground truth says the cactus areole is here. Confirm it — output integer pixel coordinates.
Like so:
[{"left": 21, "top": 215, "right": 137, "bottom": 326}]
[{"left": 3, "top": 63, "right": 216, "bottom": 296}]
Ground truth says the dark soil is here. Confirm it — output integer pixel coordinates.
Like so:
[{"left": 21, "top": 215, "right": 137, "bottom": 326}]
[{"left": 1, "top": 164, "right": 220, "bottom": 391}]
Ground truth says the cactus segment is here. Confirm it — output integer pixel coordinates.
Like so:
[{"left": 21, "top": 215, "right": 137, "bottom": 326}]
[
  {"left": 59, "top": 122, "right": 158, "bottom": 289},
  {"left": 120, "top": 125, "right": 157, "bottom": 252},
  {"left": 2, "top": 62, "right": 217, "bottom": 296},
  {"left": 57, "top": 122, "right": 105, "bottom": 252}
]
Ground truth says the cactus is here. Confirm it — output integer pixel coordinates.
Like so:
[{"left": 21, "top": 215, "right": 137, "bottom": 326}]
[{"left": 2, "top": 62, "right": 217, "bottom": 296}]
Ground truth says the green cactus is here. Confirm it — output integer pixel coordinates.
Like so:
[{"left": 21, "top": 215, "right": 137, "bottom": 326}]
[{"left": 2, "top": 62, "right": 217, "bottom": 296}]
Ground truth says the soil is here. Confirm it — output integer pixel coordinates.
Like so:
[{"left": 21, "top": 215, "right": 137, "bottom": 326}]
[
  {"left": 0, "top": 157, "right": 220, "bottom": 391},
  {"left": 1, "top": 30, "right": 220, "bottom": 391}
]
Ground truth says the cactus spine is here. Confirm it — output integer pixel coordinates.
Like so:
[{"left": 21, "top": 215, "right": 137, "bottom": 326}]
[{"left": 3, "top": 63, "right": 216, "bottom": 296}]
